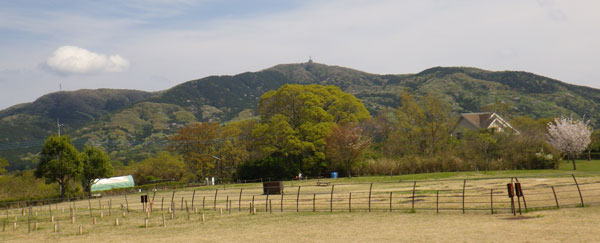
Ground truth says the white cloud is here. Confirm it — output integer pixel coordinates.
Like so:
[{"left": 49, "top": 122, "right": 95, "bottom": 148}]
[{"left": 45, "top": 46, "right": 130, "bottom": 74}]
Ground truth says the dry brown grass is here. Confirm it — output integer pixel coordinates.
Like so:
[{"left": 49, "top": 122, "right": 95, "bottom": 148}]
[
  {"left": 2, "top": 176, "right": 600, "bottom": 242},
  {"left": 2, "top": 207, "right": 600, "bottom": 242}
]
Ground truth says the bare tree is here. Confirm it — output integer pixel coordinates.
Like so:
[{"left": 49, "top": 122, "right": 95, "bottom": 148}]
[
  {"left": 546, "top": 116, "right": 592, "bottom": 170},
  {"left": 326, "top": 123, "right": 371, "bottom": 177}
]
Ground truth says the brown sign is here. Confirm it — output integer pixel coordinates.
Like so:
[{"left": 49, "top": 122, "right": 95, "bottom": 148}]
[
  {"left": 506, "top": 183, "right": 514, "bottom": 198},
  {"left": 515, "top": 183, "right": 523, "bottom": 197}
]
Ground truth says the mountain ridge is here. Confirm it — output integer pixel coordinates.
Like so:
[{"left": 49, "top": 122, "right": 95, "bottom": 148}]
[{"left": 2, "top": 62, "right": 599, "bottom": 170}]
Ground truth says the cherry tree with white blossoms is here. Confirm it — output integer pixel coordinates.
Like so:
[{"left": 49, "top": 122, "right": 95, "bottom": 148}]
[{"left": 546, "top": 116, "right": 592, "bottom": 170}]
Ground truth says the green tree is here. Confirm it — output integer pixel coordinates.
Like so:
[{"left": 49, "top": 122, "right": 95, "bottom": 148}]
[
  {"left": 35, "top": 135, "right": 83, "bottom": 198},
  {"left": 385, "top": 92, "right": 452, "bottom": 156},
  {"left": 81, "top": 146, "right": 113, "bottom": 195},
  {"left": 134, "top": 152, "right": 188, "bottom": 184},
  {"left": 0, "top": 157, "right": 8, "bottom": 175},
  {"left": 254, "top": 84, "right": 370, "bottom": 175},
  {"left": 169, "top": 122, "right": 220, "bottom": 180}
]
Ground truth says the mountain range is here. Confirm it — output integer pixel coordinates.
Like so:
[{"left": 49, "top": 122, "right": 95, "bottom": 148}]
[{"left": 2, "top": 61, "right": 599, "bottom": 170}]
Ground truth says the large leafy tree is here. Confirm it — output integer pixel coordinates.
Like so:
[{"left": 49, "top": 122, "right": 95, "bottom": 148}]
[
  {"left": 35, "top": 135, "right": 83, "bottom": 198},
  {"left": 169, "top": 120, "right": 252, "bottom": 181},
  {"left": 134, "top": 152, "right": 187, "bottom": 184},
  {"left": 169, "top": 122, "right": 220, "bottom": 180},
  {"left": 254, "top": 84, "right": 370, "bottom": 174},
  {"left": 385, "top": 92, "right": 452, "bottom": 156},
  {"left": 81, "top": 146, "right": 113, "bottom": 195}
]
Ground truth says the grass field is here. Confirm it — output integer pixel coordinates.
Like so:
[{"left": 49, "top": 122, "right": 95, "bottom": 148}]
[{"left": 2, "top": 160, "right": 600, "bottom": 242}]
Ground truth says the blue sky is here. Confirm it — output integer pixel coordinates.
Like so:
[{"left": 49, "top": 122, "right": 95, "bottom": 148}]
[{"left": 1, "top": 0, "right": 599, "bottom": 109}]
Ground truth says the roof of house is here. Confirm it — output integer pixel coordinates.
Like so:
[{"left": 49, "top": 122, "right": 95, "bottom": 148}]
[
  {"left": 461, "top": 112, "right": 496, "bottom": 129},
  {"left": 455, "top": 112, "right": 518, "bottom": 133}
]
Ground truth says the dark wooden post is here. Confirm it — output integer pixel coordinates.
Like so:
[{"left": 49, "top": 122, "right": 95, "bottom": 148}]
[
  {"left": 349, "top": 192, "right": 352, "bottom": 212},
  {"left": 226, "top": 195, "right": 230, "bottom": 212},
  {"left": 191, "top": 190, "right": 196, "bottom": 210},
  {"left": 368, "top": 183, "right": 373, "bottom": 212},
  {"left": 572, "top": 174, "right": 584, "bottom": 207},
  {"left": 330, "top": 185, "right": 335, "bottom": 212},
  {"left": 239, "top": 189, "right": 243, "bottom": 212},
  {"left": 296, "top": 186, "right": 301, "bottom": 212},
  {"left": 88, "top": 199, "right": 92, "bottom": 217},
  {"left": 125, "top": 195, "right": 129, "bottom": 212},
  {"left": 313, "top": 193, "right": 316, "bottom": 212},
  {"left": 551, "top": 186, "right": 559, "bottom": 208},
  {"left": 180, "top": 197, "right": 184, "bottom": 211},
  {"left": 436, "top": 190, "right": 439, "bottom": 213},
  {"left": 389, "top": 192, "right": 392, "bottom": 212},
  {"left": 170, "top": 191, "right": 176, "bottom": 212},
  {"left": 265, "top": 192, "right": 270, "bottom": 212},
  {"left": 490, "top": 189, "right": 494, "bottom": 215},
  {"left": 462, "top": 179, "right": 466, "bottom": 214},
  {"left": 202, "top": 196, "right": 206, "bottom": 211},
  {"left": 280, "top": 193, "right": 284, "bottom": 212},
  {"left": 161, "top": 197, "right": 164, "bottom": 211},
  {"left": 411, "top": 181, "right": 416, "bottom": 210},
  {"left": 213, "top": 189, "right": 219, "bottom": 210}
]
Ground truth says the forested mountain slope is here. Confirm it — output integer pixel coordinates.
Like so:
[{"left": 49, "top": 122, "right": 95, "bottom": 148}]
[{"left": 2, "top": 62, "right": 598, "bottom": 170}]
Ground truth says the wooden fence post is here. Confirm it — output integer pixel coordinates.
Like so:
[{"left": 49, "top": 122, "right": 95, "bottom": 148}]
[
  {"left": 251, "top": 195, "right": 255, "bottom": 213},
  {"left": 349, "top": 192, "right": 352, "bottom": 212},
  {"left": 265, "top": 192, "right": 270, "bottom": 212},
  {"left": 411, "top": 181, "right": 416, "bottom": 211},
  {"left": 330, "top": 185, "right": 335, "bottom": 212},
  {"left": 280, "top": 193, "right": 284, "bottom": 212},
  {"left": 572, "top": 174, "right": 584, "bottom": 207},
  {"left": 368, "top": 183, "right": 373, "bottom": 212},
  {"left": 202, "top": 196, "right": 206, "bottom": 211},
  {"left": 170, "top": 191, "right": 176, "bottom": 212},
  {"left": 125, "top": 194, "right": 129, "bottom": 212},
  {"left": 239, "top": 189, "right": 243, "bottom": 212},
  {"left": 185, "top": 200, "right": 190, "bottom": 221},
  {"left": 389, "top": 192, "right": 393, "bottom": 212},
  {"left": 490, "top": 189, "right": 494, "bottom": 215},
  {"left": 296, "top": 186, "right": 301, "bottom": 212},
  {"left": 88, "top": 199, "right": 92, "bottom": 217},
  {"left": 515, "top": 178, "right": 528, "bottom": 211},
  {"left": 462, "top": 179, "right": 466, "bottom": 214},
  {"left": 313, "top": 194, "right": 316, "bottom": 212},
  {"left": 213, "top": 189, "right": 219, "bottom": 210},
  {"left": 161, "top": 197, "right": 164, "bottom": 211},
  {"left": 551, "top": 186, "right": 559, "bottom": 208},
  {"left": 436, "top": 190, "right": 439, "bottom": 213},
  {"left": 191, "top": 190, "right": 196, "bottom": 210}
]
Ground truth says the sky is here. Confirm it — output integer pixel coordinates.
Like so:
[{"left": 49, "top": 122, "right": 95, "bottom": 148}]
[{"left": 1, "top": 0, "right": 599, "bottom": 109}]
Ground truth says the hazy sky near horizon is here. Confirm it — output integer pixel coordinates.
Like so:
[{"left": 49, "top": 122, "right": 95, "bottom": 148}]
[{"left": 1, "top": 0, "right": 599, "bottom": 109}]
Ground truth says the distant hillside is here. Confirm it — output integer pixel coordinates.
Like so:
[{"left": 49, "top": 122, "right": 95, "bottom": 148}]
[{"left": 2, "top": 62, "right": 599, "bottom": 170}]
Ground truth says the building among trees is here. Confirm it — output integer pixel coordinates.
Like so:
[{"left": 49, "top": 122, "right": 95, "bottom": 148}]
[{"left": 452, "top": 112, "right": 518, "bottom": 137}]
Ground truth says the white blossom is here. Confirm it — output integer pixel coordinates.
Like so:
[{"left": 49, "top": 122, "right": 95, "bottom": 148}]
[{"left": 546, "top": 116, "right": 592, "bottom": 156}]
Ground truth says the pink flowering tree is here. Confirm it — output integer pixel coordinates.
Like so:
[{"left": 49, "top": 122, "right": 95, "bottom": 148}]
[{"left": 546, "top": 116, "right": 592, "bottom": 170}]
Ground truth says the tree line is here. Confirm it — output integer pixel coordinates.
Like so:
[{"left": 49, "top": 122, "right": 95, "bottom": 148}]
[{"left": 2, "top": 83, "right": 598, "bottom": 200}]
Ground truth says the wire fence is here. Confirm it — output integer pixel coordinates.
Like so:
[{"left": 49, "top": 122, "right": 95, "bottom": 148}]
[{"left": 2, "top": 174, "right": 599, "bottom": 218}]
